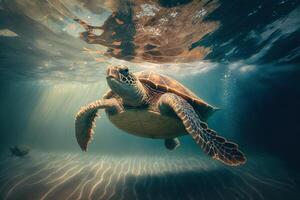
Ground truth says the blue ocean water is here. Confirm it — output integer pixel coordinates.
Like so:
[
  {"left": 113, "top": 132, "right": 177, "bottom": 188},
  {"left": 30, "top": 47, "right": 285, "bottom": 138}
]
[{"left": 0, "top": 0, "right": 299, "bottom": 199}]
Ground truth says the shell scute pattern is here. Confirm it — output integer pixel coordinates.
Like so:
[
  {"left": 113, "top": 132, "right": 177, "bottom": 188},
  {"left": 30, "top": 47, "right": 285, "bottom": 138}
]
[{"left": 136, "top": 71, "right": 208, "bottom": 107}]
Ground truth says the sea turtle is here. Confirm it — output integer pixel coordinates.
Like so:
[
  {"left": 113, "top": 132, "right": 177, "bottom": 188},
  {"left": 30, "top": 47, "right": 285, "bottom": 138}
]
[{"left": 75, "top": 65, "right": 246, "bottom": 166}]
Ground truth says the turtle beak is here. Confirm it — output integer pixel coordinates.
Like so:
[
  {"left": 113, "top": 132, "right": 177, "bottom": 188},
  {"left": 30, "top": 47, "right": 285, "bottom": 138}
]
[{"left": 106, "top": 66, "right": 120, "bottom": 80}]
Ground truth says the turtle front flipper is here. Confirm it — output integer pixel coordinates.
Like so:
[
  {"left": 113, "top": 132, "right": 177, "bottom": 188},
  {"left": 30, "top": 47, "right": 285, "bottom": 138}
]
[
  {"left": 159, "top": 93, "right": 246, "bottom": 166},
  {"left": 75, "top": 98, "right": 122, "bottom": 151}
]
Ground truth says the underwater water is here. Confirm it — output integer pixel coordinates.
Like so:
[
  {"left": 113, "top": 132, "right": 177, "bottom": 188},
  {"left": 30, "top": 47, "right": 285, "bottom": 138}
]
[{"left": 0, "top": 0, "right": 300, "bottom": 199}]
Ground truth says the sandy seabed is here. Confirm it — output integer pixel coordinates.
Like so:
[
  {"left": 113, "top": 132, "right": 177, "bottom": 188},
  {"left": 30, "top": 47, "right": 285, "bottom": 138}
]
[{"left": 0, "top": 151, "right": 299, "bottom": 200}]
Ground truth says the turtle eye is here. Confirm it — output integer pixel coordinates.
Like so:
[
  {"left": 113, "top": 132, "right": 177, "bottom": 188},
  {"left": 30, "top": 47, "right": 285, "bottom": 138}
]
[{"left": 119, "top": 67, "right": 129, "bottom": 76}]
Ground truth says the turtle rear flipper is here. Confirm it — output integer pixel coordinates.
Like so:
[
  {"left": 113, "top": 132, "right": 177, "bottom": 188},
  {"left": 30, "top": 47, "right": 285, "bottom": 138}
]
[
  {"left": 159, "top": 93, "right": 246, "bottom": 166},
  {"left": 164, "top": 138, "right": 180, "bottom": 151}
]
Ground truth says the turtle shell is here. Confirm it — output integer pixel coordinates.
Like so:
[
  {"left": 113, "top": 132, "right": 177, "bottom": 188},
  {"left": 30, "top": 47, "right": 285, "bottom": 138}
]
[{"left": 135, "top": 71, "right": 216, "bottom": 121}]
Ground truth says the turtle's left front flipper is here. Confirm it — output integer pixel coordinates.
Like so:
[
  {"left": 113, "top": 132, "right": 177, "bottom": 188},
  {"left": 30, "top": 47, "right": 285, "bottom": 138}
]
[
  {"left": 75, "top": 98, "right": 121, "bottom": 151},
  {"left": 159, "top": 93, "right": 246, "bottom": 166}
]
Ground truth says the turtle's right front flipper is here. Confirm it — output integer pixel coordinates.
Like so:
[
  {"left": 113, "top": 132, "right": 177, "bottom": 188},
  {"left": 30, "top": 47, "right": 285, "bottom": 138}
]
[
  {"left": 75, "top": 98, "right": 122, "bottom": 151},
  {"left": 159, "top": 93, "right": 246, "bottom": 166}
]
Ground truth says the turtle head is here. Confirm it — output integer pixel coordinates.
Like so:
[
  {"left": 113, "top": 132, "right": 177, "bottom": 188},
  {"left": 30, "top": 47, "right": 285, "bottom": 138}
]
[
  {"left": 106, "top": 65, "right": 146, "bottom": 106},
  {"left": 106, "top": 65, "right": 137, "bottom": 86}
]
